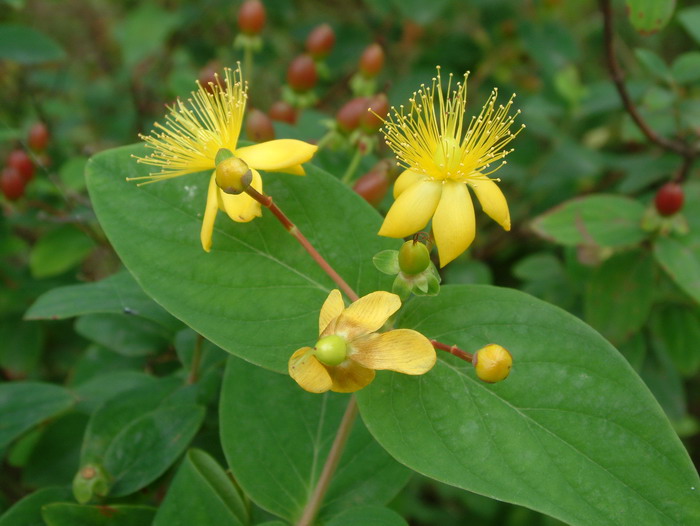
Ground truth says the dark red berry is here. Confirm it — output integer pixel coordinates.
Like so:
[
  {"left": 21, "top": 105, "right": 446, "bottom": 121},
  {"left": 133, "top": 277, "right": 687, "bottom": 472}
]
[
  {"left": 359, "top": 43, "right": 384, "bottom": 76},
  {"left": 287, "top": 55, "right": 317, "bottom": 92},
  {"left": 361, "top": 93, "right": 389, "bottom": 133},
  {"left": 8, "top": 149, "right": 34, "bottom": 181},
  {"left": 198, "top": 62, "right": 222, "bottom": 94},
  {"left": 238, "top": 0, "right": 266, "bottom": 35},
  {"left": 306, "top": 24, "right": 335, "bottom": 59},
  {"left": 655, "top": 182, "right": 684, "bottom": 216},
  {"left": 28, "top": 122, "right": 49, "bottom": 152},
  {"left": 246, "top": 108, "right": 275, "bottom": 142},
  {"left": 1, "top": 166, "right": 26, "bottom": 201},
  {"left": 353, "top": 162, "right": 390, "bottom": 206},
  {"left": 336, "top": 97, "right": 369, "bottom": 133},
  {"left": 268, "top": 100, "right": 297, "bottom": 124}
]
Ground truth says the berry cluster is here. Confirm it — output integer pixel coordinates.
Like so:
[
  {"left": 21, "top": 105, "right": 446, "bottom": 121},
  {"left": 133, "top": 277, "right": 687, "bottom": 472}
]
[{"left": 2, "top": 123, "right": 49, "bottom": 201}]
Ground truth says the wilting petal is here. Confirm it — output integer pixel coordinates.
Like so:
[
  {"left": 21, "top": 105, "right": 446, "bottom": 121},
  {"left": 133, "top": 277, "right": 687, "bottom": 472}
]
[
  {"left": 200, "top": 173, "right": 219, "bottom": 252},
  {"left": 235, "top": 140, "right": 317, "bottom": 174},
  {"left": 289, "top": 347, "right": 333, "bottom": 393},
  {"left": 335, "top": 291, "right": 401, "bottom": 341},
  {"left": 219, "top": 169, "right": 263, "bottom": 222},
  {"left": 319, "top": 289, "right": 344, "bottom": 336},
  {"left": 432, "top": 181, "right": 475, "bottom": 267},
  {"left": 378, "top": 180, "right": 442, "bottom": 238},
  {"left": 468, "top": 178, "right": 511, "bottom": 231},
  {"left": 329, "top": 360, "right": 376, "bottom": 393},
  {"left": 351, "top": 329, "right": 436, "bottom": 374},
  {"left": 393, "top": 169, "right": 425, "bottom": 198}
]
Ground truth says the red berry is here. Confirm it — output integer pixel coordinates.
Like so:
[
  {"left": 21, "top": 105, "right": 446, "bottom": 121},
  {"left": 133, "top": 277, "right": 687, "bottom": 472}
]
[
  {"left": 353, "top": 162, "right": 390, "bottom": 206},
  {"left": 198, "top": 62, "right": 221, "bottom": 94},
  {"left": 306, "top": 24, "right": 335, "bottom": 59},
  {"left": 246, "top": 108, "right": 275, "bottom": 142},
  {"left": 336, "top": 97, "right": 369, "bottom": 133},
  {"left": 238, "top": 0, "right": 266, "bottom": 35},
  {"left": 359, "top": 43, "right": 384, "bottom": 76},
  {"left": 28, "top": 122, "right": 49, "bottom": 151},
  {"left": 8, "top": 150, "right": 34, "bottom": 181},
  {"left": 655, "top": 182, "right": 684, "bottom": 216},
  {"left": 1, "top": 166, "right": 26, "bottom": 201},
  {"left": 268, "top": 100, "right": 297, "bottom": 125},
  {"left": 287, "top": 55, "right": 318, "bottom": 92},
  {"left": 361, "top": 93, "right": 389, "bottom": 133}
]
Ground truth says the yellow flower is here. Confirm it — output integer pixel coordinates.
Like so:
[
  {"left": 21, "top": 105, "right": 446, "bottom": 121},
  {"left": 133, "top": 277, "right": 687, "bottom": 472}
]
[
  {"left": 378, "top": 67, "right": 523, "bottom": 267},
  {"left": 130, "top": 65, "right": 317, "bottom": 252},
  {"left": 289, "top": 289, "right": 436, "bottom": 393}
]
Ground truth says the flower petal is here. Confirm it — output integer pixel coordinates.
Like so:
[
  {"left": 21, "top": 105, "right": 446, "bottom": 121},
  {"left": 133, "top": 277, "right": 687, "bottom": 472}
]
[
  {"left": 218, "top": 169, "right": 263, "bottom": 223},
  {"left": 432, "top": 181, "right": 475, "bottom": 267},
  {"left": 335, "top": 291, "right": 401, "bottom": 341},
  {"left": 235, "top": 140, "right": 317, "bottom": 174},
  {"left": 288, "top": 347, "right": 333, "bottom": 393},
  {"left": 329, "top": 360, "right": 376, "bottom": 393},
  {"left": 319, "top": 289, "right": 344, "bottom": 336},
  {"left": 200, "top": 173, "right": 219, "bottom": 252},
  {"left": 393, "top": 169, "right": 425, "bottom": 198},
  {"left": 468, "top": 178, "right": 511, "bottom": 231},
  {"left": 351, "top": 329, "right": 436, "bottom": 374},
  {"left": 378, "top": 180, "right": 442, "bottom": 238}
]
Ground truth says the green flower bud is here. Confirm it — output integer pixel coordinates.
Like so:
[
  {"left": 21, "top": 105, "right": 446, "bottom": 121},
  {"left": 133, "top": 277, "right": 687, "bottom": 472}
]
[
  {"left": 215, "top": 153, "right": 252, "bottom": 194},
  {"left": 473, "top": 344, "right": 513, "bottom": 383},
  {"left": 398, "top": 240, "right": 431, "bottom": 275},
  {"left": 72, "top": 463, "right": 110, "bottom": 504},
  {"left": 314, "top": 334, "right": 347, "bottom": 366}
]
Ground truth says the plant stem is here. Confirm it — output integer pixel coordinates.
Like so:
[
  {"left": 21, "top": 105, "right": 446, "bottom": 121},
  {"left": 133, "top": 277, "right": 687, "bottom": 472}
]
[
  {"left": 243, "top": 45, "right": 254, "bottom": 85},
  {"left": 187, "top": 333, "right": 204, "bottom": 384},
  {"left": 244, "top": 185, "right": 359, "bottom": 301},
  {"left": 296, "top": 396, "right": 358, "bottom": 526},
  {"left": 340, "top": 147, "right": 363, "bottom": 185},
  {"left": 430, "top": 339, "right": 473, "bottom": 362}
]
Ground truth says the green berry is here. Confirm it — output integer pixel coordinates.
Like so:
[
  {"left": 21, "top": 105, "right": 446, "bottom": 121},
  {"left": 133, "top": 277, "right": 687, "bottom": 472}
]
[
  {"left": 314, "top": 334, "right": 347, "bottom": 366},
  {"left": 398, "top": 240, "right": 430, "bottom": 275}
]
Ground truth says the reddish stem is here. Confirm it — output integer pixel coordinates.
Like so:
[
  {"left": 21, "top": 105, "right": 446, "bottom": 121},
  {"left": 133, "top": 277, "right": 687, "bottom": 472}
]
[{"left": 430, "top": 339, "right": 473, "bottom": 363}]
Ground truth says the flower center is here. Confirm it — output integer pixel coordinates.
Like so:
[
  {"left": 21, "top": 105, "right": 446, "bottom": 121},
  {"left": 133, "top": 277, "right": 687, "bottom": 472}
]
[
  {"left": 314, "top": 334, "right": 347, "bottom": 366},
  {"left": 431, "top": 136, "right": 463, "bottom": 180}
]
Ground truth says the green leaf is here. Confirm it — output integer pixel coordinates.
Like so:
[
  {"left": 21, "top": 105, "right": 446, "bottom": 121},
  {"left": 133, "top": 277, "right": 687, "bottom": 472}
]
[
  {"left": 650, "top": 304, "right": 700, "bottom": 376},
  {"left": 671, "top": 52, "right": 700, "bottom": 84},
  {"left": 531, "top": 195, "right": 647, "bottom": 248},
  {"left": 634, "top": 48, "right": 671, "bottom": 82},
  {"left": 625, "top": 0, "right": 675, "bottom": 34},
  {"left": 326, "top": 505, "right": 408, "bottom": 526},
  {"left": 0, "top": 24, "right": 65, "bottom": 65},
  {"left": 678, "top": 6, "right": 700, "bottom": 45},
  {"left": 220, "top": 356, "right": 411, "bottom": 523},
  {"left": 153, "top": 449, "right": 247, "bottom": 526},
  {"left": 77, "top": 378, "right": 204, "bottom": 499},
  {"left": 73, "top": 371, "right": 156, "bottom": 414},
  {"left": 29, "top": 225, "right": 95, "bottom": 279},
  {"left": 74, "top": 313, "right": 171, "bottom": 357},
  {"left": 86, "top": 144, "right": 394, "bottom": 373},
  {"left": 0, "top": 319, "right": 43, "bottom": 377},
  {"left": 59, "top": 157, "right": 89, "bottom": 192},
  {"left": 0, "top": 487, "right": 72, "bottom": 526},
  {"left": 113, "top": 4, "right": 180, "bottom": 68},
  {"left": 357, "top": 285, "right": 700, "bottom": 526},
  {"left": 41, "top": 504, "right": 155, "bottom": 526},
  {"left": 0, "top": 382, "right": 75, "bottom": 449},
  {"left": 25, "top": 270, "right": 180, "bottom": 331},
  {"left": 583, "top": 250, "right": 655, "bottom": 345},
  {"left": 653, "top": 235, "right": 700, "bottom": 305}
]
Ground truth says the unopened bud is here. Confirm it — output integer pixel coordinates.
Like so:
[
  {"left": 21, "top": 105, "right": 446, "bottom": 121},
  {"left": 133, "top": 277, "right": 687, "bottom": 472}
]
[
  {"left": 473, "top": 344, "right": 512, "bottom": 383},
  {"left": 215, "top": 153, "right": 252, "bottom": 194}
]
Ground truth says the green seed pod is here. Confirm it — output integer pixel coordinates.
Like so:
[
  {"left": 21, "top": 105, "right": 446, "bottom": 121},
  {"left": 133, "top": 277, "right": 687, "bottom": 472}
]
[
  {"left": 215, "top": 153, "right": 252, "bottom": 194},
  {"left": 314, "top": 334, "right": 347, "bottom": 366},
  {"left": 398, "top": 240, "right": 431, "bottom": 275},
  {"left": 473, "top": 344, "right": 513, "bottom": 383}
]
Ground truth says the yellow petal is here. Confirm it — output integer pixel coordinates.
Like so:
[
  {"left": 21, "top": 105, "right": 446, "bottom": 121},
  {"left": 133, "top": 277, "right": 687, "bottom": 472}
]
[
  {"left": 319, "top": 289, "right": 345, "bottom": 336},
  {"left": 328, "top": 360, "right": 376, "bottom": 393},
  {"left": 235, "top": 140, "right": 317, "bottom": 174},
  {"left": 393, "top": 169, "right": 425, "bottom": 198},
  {"left": 335, "top": 291, "right": 401, "bottom": 341},
  {"left": 432, "top": 181, "right": 475, "bottom": 267},
  {"left": 351, "top": 329, "right": 436, "bottom": 374},
  {"left": 288, "top": 347, "right": 333, "bottom": 393},
  {"left": 378, "top": 180, "right": 442, "bottom": 238},
  {"left": 200, "top": 173, "right": 219, "bottom": 252},
  {"left": 468, "top": 178, "right": 511, "bottom": 231},
  {"left": 218, "top": 169, "right": 263, "bottom": 223},
  {"left": 281, "top": 164, "right": 306, "bottom": 176}
]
